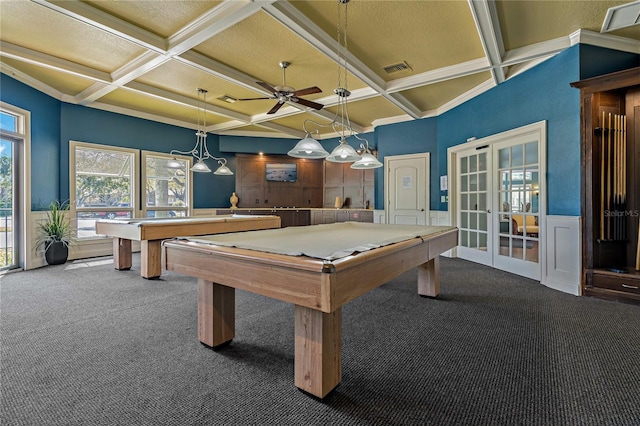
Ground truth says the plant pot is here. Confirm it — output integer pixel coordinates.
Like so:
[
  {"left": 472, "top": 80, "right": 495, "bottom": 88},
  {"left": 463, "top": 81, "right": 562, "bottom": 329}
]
[{"left": 45, "top": 241, "right": 69, "bottom": 265}]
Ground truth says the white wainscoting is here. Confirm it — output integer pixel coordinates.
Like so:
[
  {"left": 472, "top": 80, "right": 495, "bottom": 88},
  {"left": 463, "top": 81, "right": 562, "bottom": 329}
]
[{"left": 541, "top": 215, "right": 581, "bottom": 296}]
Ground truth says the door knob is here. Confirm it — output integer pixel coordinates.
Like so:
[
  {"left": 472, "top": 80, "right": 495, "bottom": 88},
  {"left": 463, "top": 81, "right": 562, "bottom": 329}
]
[{"left": 487, "top": 209, "right": 491, "bottom": 213}]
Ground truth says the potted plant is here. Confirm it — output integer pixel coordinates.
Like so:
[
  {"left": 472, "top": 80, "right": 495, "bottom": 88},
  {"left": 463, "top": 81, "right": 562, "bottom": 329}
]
[{"left": 36, "top": 200, "right": 74, "bottom": 265}]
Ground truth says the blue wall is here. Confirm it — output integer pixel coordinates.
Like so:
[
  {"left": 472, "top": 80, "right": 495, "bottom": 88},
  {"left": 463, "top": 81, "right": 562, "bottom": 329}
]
[
  {"left": 1, "top": 44, "right": 637, "bottom": 213},
  {"left": 1, "top": 75, "right": 61, "bottom": 209},
  {"left": 375, "top": 117, "right": 438, "bottom": 210},
  {"left": 438, "top": 46, "right": 581, "bottom": 215},
  {"left": 59, "top": 103, "right": 235, "bottom": 209}
]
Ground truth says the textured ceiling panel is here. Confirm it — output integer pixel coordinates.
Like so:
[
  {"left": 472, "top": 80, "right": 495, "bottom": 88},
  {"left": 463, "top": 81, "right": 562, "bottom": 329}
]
[
  {"left": 134, "top": 59, "right": 272, "bottom": 116},
  {"left": 193, "top": 10, "right": 368, "bottom": 96},
  {"left": 1, "top": 0, "right": 638, "bottom": 141},
  {"left": 0, "top": 0, "right": 146, "bottom": 72},
  {"left": 84, "top": 0, "right": 221, "bottom": 38},
  {"left": 497, "top": 0, "right": 630, "bottom": 51},
  {"left": 401, "top": 72, "right": 493, "bottom": 112},
  {"left": 291, "top": 0, "right": 486, "bottom": 80}
]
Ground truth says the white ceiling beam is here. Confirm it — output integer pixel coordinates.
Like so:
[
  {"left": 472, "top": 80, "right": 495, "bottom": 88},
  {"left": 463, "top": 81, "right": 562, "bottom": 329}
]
[
  {"left": 167, "top": 0, "right": 273, "bottom": 55},
  {"left": 31, "top": 0, "right": 167, "bottom": 52},
  {"left": 263, "top": 0, "right": 422, "bottom": 119},
  {"left": 125, "top": 81, "right": 253, "bottom": 123},
  {"left": 0, "top": 41, "right": 111, "bottom": 83},
  {"left": 50, "top": 0, "right": 268, "bottom": 104},
  {"left": 468, "top": 0, "right": 506, "bottom": 84}
]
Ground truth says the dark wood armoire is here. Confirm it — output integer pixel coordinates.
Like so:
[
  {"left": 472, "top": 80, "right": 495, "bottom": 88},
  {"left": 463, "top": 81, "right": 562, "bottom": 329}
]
[{"left": 571, "top": 67, "right": 640, "bottom": 304}]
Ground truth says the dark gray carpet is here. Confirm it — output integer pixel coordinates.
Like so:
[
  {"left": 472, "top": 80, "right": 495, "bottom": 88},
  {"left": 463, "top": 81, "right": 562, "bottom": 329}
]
[{"left": 1, "top": 255, "right": 639, "bottom": 425}]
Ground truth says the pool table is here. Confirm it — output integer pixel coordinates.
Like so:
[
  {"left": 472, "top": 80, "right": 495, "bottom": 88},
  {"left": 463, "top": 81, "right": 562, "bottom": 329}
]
[
  {"left": 96, "top": 215, "right": 280, "bottom": 279},
  {"left": 163, "top": 222, "right": 458, "bottom": 398}
]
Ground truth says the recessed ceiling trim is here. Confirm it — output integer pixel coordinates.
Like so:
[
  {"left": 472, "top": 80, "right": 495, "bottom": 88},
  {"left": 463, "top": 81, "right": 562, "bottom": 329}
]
[
  {"left": 0, "top": 41, "right": 111, "bottom": 83},
  {"left": 467, "top": 0, "right": 505, "bottom": 84},
  {"left": 505, "top": 55, "right": 555, "bottom": 80},
  {"left": 263, "top": 1, "right": 422, "bottom": 119},
  {"left": 31, "top": 0, "right": 166, "bottom": 52},
  {"left": 125, "top": 81, "right": 252, "bottom": 123}
]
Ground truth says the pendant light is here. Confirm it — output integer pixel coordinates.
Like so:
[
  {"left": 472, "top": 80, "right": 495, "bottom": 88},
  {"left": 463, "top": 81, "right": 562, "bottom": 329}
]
[
  {"left": 288, "top": 0, "right": 381, "bottom": 169},
  {"left": 167, "top": 88, "right": 233, "bottom": 175}
]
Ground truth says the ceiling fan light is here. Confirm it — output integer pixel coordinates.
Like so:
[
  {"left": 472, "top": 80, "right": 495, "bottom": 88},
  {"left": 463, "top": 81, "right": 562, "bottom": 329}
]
[
  {"left": 326, "top": 139, "right": 361, "bottom": 163},
  {"left": 191, "top": 160, "right": 212, "bottom": 173},
  {"left": 288, "top": 134, "right": 329, "bottom": 159},
  {"left": 213, "top": 163, "right": 234, "bottom": 175},
  {"left": 351, "top": 152, "right": 383, "bottom": 169}
]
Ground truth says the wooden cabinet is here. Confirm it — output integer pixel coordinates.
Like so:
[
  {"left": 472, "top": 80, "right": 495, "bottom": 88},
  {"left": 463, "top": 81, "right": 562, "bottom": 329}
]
[
  {"left": 323, "top": 162, "right": 374, "bottom": 209},
  {"left": 571, "top": 67, "right": 640, "bottom": 304},
  {"left": 234, "top": 154, "right": 323, "bottom": 208},
  {"left": 310, "top": 209, "right": 374, "bottom": 225},
  {"left": 216, "top": 209, "right": 309, "bottom": 228}
]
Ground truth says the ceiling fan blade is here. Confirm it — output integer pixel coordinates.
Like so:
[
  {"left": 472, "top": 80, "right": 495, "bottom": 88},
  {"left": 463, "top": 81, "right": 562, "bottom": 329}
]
[
  {"left": 237, "top": 97, "right": 273, "bottom": 101},
  {"left": 294, "top": 98, "right": 324, "bottom": 111},
  {"left": 256, "top": 81, "right": 278, "bottom": 94},
  {"left": 266, "top": 102, "right": 285, "bottom": 114},
  {"left": 292, "top": 86, "right": 322, "bottom": 96}
]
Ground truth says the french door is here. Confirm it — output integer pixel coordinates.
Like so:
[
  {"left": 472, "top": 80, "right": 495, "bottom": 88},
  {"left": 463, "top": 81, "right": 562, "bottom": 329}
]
[
  {"left": 456, "top": 148, "right": 492, "bottom": 265},
  {"left": 452, "top": 122, "right": 546, "bottom": 281}
]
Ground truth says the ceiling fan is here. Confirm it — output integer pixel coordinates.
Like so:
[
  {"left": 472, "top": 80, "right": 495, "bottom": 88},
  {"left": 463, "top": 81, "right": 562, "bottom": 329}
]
[{"left": 239, "top": 61, "right": 324, "bottom": 114}]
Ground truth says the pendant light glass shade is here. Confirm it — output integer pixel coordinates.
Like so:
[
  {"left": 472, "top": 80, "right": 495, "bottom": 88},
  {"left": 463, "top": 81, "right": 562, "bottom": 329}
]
[
  {"left": 213, "top": 162, "right": 234, "bottom": 175},
  {"left": 351, "top": 151, "right": 382, "bottom": 169},
  {"left": 287, "top": 133, "right": 329, "bottom": 158},
  {"left": 326, "top": 138, "right": 361, "bottom": 163},
  {"left": 191, "top": 159, "right": 211, "bottom": 173}
]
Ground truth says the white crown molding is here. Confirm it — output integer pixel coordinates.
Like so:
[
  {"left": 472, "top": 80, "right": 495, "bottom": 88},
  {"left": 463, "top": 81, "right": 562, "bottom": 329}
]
[
  {"left": 0, "top": 64, "right": 65, "bottom": 101},
  {"left": 570, "top": 29, "right": 640, "bottom": 54},
  {"left": 385, "top": 58, "right": 491, "bottom": 93}
]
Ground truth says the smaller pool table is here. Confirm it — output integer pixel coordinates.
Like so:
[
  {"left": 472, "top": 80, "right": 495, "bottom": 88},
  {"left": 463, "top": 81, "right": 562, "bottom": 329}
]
[{"left": 96, "top": 215, "right": 280, "bottom": 279}]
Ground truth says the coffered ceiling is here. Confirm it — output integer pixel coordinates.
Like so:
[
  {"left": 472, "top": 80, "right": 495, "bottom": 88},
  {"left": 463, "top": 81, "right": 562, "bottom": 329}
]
[{"left": 1, "top": 0, "right": 639, "bottom": 141}]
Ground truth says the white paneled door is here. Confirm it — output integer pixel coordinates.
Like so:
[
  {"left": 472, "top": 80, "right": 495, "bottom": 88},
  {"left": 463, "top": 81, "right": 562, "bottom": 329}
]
[{"left": 385, "top": 153, "right": 430, "bottom": 225}]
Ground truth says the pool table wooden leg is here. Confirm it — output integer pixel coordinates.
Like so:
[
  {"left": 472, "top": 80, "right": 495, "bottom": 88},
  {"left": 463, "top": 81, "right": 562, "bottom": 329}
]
[
  {"left": 113, "top": 238, "right": 132, "bottom": 270},
  {"left": 294, "top": 305, "right": 341, "bottom": 399},
  {"left": 417, "top": 257, "right": 440, "bottom": 297},
  {"left": 198, "top": 279, "right": 235, "bottom": 348},
  {"left": 141, "top": 240, "right": 162, "bottom": 279}
]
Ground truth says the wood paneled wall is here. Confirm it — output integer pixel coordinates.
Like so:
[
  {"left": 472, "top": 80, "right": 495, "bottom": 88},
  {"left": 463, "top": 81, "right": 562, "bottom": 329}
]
[{"left": 233, "top": 154, "right": 375, "bottom": 209}]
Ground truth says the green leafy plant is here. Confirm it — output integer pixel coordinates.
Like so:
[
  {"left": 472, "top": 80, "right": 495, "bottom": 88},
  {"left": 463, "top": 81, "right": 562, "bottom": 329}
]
[{"left": 35, "top": 200, "right": 74, "bottom": 251}]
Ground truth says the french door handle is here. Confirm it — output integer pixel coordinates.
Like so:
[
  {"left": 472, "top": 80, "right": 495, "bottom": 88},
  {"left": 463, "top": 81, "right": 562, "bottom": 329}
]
[{"left": 487, "top": 209, "right": 491, "bottom": 213}]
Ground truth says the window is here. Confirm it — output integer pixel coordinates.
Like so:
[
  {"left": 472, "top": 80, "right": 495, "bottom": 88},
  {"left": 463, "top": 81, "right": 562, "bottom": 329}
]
[
  {"left": 70, "top": 142, "right": 138, "bottom": 239},
  {"left": 142, "top": 151, "right": 191, "bottom": 218}
]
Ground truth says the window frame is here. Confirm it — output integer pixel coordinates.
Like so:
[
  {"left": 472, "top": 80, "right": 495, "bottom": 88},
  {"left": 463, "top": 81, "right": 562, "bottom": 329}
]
[
  {"left": 69, "top": 141, "right": 139, "bottom": 240},
  {"left": 141, "top": 150, "right": 193, "bottom": 218}
]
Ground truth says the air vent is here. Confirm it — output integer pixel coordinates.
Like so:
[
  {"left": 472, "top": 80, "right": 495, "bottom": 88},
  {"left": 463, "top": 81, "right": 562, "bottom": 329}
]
[
  {"left": 601, "top": 2, "right": 640, "bottom": 33},
  {"left": 218, "top": 95, "right": 237, "bottom": 103},
  {"left": 382, "top": 61, "right": 412, "bottom": 74}
]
